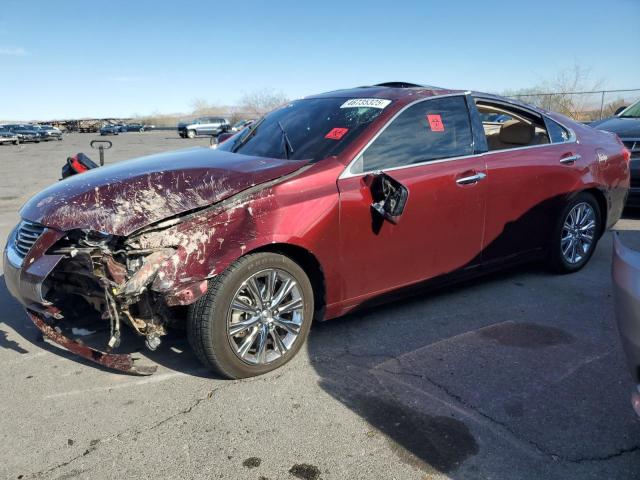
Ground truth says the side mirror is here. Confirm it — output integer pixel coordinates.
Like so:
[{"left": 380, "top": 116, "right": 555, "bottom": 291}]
[
  {"left": 365, "top": 172, "right": 409, "bottom": 225},
  {"left": 615, "top": 106, "right": 628, "bottom": 116}
]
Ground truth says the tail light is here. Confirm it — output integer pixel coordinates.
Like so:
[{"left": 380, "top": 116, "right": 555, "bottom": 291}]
[{"left": 622, "top": 147, "right": 632, "bottom": 163}]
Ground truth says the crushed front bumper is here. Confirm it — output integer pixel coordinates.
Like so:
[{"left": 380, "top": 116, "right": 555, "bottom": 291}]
[
  {"left": 4, "top": 228, "right": 157, "bottom": 375},
  {"left": 27, "top": 310, "right": 156, "bottom": 375}
]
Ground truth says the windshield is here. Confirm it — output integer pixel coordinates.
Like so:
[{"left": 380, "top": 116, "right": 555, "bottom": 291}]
[
  {"left": 218, "top": 97, "right": 389, "bottom": 161},
  {"left": 620, "top": 100, "right": 640, "bottom": 118}
]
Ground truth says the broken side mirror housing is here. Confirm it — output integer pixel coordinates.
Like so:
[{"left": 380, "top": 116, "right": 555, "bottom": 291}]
[{"left": 365, "top": 172, "right": 409, "bottom": 224}]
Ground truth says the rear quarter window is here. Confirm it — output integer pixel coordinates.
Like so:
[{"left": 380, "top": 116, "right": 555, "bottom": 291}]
[{"left": 545, "top": 117, "right": 571, "bottom": 143}]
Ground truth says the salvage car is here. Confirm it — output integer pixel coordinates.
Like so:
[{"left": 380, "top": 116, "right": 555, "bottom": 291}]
[
  {"left": 4, "top": 82, "right": 630, "bottom": 378},
  {"left": 36, "top": 125, "right": 63, "bottom": 141},
  {"left": 591, "top": 99, "right": 640, "bottom": 207},
  {"left": 100, "top": 124, "right": 120, "bottom": 136},
  {"left": 0, "top": 126, "right": 20, "bottom": 145},
  {"left": 5, "top": 124, "right": 41, "bottom": 143},
  {"left": 125, "top": 123, "right": 146, "bottom": 132},
  {"left": 611, "top": 234, "right": 640, "bottom": 416}
]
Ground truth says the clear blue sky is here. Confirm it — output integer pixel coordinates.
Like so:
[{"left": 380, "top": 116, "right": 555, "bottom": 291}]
[{"left": 1, "top": 0, "right": 639, "bottom": 120}]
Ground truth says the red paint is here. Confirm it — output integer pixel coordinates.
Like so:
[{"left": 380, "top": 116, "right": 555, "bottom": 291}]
[
  {"left": 427, "top": 114, "right": 444, "bottom": 131},
  {"left": 325, "top": 127, "right": 349, "bottom": 140}
]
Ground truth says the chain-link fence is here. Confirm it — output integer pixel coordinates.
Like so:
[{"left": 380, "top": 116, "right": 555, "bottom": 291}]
[{"left": 506, "top": 89, "right": 640, "bottom": 122}]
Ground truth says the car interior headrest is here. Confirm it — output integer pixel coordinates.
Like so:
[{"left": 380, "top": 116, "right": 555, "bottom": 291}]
[{"left": 499, "top": 119, "right": 534, "bottom": 145}]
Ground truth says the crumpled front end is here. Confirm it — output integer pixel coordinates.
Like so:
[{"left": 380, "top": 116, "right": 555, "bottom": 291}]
[{"left": 3, "top": 219, "right": 205, "bottom": 375}]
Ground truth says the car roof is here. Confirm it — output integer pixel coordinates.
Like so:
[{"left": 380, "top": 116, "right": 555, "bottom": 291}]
[{"left": 306, "top": 82, "right": 464, "bottom": 101}]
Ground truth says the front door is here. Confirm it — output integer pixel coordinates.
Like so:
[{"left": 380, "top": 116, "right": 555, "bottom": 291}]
[{"left": 336, "top": 95, "right": 487, "bottom": 307}]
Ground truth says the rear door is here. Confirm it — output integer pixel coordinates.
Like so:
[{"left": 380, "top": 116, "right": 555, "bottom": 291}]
[
  {"left": 336, "top": 95, "right": 487, "bottom": 306},
  {"left": 472, "top": 98, "right": 584, "bottom": 263}
]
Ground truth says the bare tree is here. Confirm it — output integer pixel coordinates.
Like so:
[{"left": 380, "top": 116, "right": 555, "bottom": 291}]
[
  {"left": 190, "top": 98, "right": 226, "bottom": 116},
  {"left": 240, "top": 89, "right": 289, "bottom": 117},
  {"left": 503, "top": 64, "right": 605, "bottom": 120}
]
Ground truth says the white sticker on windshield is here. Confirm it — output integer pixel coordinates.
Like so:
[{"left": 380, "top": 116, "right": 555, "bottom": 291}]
[{"left": 340, "top": 98, "right": 392, "bottom": 109}]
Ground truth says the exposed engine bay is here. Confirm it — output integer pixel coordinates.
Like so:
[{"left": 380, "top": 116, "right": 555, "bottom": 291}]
[{"left": 44, "top": 228, "right": 179, "bottom": 357}]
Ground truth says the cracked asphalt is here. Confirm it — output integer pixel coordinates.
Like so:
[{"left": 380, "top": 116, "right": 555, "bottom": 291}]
[{"left": 1, "top": 131, "right": 639, "bottom": 479}]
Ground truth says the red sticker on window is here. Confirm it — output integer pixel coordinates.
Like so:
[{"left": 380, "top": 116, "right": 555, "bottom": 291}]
[
  {"left": 427, "top": 114, "right": 444, "bottom": 132},
  {"left": 325, "top": 127, "right": 349, "bottom": 140}
]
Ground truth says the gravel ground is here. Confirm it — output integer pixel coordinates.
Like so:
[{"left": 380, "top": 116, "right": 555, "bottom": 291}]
[{"left": 0, "top": 131, "right": 639, "bottom": 480}]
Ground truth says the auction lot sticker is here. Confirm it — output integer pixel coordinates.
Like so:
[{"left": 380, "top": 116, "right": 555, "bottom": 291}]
[
  {"left": 427, "top": 114, "right": 445, "bottom": 132},
  {"left": 340, "top": 98, "right": 392, "bottom": 109}
]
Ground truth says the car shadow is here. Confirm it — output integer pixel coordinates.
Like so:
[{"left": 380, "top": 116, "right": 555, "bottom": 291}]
[{"left": 305, "top": 249, "right": 640, "bottom": 478}]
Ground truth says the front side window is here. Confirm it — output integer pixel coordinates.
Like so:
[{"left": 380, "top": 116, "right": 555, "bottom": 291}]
[
  {"left": 355, "top": 96, "right": 473, "bottom": 172},
  {"left": 219, "top": 97, "right": 388, "bottom": 161}
]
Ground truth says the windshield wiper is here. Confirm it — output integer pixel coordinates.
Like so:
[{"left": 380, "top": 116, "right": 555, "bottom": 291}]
[
  {"left": 231, "top": 118, "right": 264, "bottom": 153},
  {"left": 277, "top": 121, "right": 295, "bottom": 160}
]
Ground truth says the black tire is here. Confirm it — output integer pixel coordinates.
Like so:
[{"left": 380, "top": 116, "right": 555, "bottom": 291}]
[
  {"left": 13, "top": 140, "right": 18, "bottom": 145},
  {"left": 187, "top": 252, "right": 314, "bottom": 379},
  {"left": 548, "top": 192, "right": 601, "bottom": 274},
  {"left": 187, "top": 129, "right": 196, "bottom": 139}
]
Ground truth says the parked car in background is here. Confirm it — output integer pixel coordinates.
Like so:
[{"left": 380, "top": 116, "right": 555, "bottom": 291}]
[
  {"left": 5, "top": 124, "right": 41, "bottom": 143},
  {"left": 591, "top": 99, "right": 640, "bottom": 207},
  {"left": 0, "top": 126, "right": 20, "bottom": 145},
  {"left": 3, "top": 83, "right": 630, "bottom": 378},
  {"left": 125, "top": 123, "right": 146, "bottom": 132},
  {"left": 100, "top": 124, "right": 120, "bottom": 136},
  {"left": 178, "top": 117, "right": 230, "bottom": 138},
  {"left": 612, "top": 234, "right": 640, "bottom": 417},
  {"left": 37, "top": 125, "right": 63, "bottom": 141}
]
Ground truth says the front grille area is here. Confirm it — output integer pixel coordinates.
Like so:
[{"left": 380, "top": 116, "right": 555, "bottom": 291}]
[{"left": 13, "top": 220, "right": 45, "bottom": 260}]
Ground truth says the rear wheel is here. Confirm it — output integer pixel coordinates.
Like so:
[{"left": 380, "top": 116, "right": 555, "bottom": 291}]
[
  {"left": 548, "top": 192, "right": 601, "bottom": 273},
  {"left": 187, "top": 129, "right": 196, "bottom": 139},
  {"left": 188, "top": 252, "right": 314, "bottom": 379}
]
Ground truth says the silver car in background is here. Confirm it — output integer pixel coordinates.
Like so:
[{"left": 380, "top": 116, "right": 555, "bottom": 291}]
[
  {"left": 612, "top": 233, "right": 640, "bottom": 416},
  {"left": 0, "top": 126, "right": 19, "bottom": 145}
]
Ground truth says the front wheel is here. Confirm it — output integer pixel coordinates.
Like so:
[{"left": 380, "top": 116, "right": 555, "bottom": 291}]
[
  {"left": 188, "top": 252, "right": 314, "bottom": 379},
  {"left": 187, "top": 129, "right": 196, "bottom": 139},
  {"left": 548, "top": 192, "right": 601, "bottom": 273}
]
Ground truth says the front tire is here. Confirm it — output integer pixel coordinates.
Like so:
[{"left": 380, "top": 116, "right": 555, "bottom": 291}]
[
  {"left": 188, "top": 252, "right": 314, "bottom": 379},
  {"left": 187, "top": 129, "right": 196, "bottom": 139},
  {"left": 548, "top": 192, "right": 601, "bottom": 273}
]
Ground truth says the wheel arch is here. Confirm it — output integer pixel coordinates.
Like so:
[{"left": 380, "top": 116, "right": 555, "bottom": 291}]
[
  {"left": 581, "top": 187, "right": 608, "bottom": 238},
  {"left": 249, "top": 243, "right": 326, "bottom": 322}
]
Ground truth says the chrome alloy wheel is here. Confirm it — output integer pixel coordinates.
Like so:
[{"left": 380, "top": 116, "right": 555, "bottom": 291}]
[
  {"left": 561, "top": 202, "right": 596, "bottom": 264},
  {"left": 226, "top": 269, "right": 304, "bottom": 365}
]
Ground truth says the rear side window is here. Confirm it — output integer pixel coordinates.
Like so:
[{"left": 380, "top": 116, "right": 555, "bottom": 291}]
[
  {"left": 545, "top": 117, "right": 571, "bottom": 143},
  {"left": 359, "top": 96, "right": 473, "bottom": 172}
]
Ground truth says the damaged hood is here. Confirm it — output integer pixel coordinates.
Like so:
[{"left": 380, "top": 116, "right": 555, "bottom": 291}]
[{"left": 21, "top": 148, "right": 309, "bottom": 236}]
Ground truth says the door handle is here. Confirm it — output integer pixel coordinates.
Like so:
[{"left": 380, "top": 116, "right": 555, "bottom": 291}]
[
  {"left": 456, "top": 172, "right": 487, "bottom": 185},
  {"left": 560, "top": 154, "right": 581, "bottom": 165}
]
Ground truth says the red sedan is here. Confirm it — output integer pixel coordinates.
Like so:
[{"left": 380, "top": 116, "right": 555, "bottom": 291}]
[{"left": 4, "top": 82, "right": 631, "bottom": 378}]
